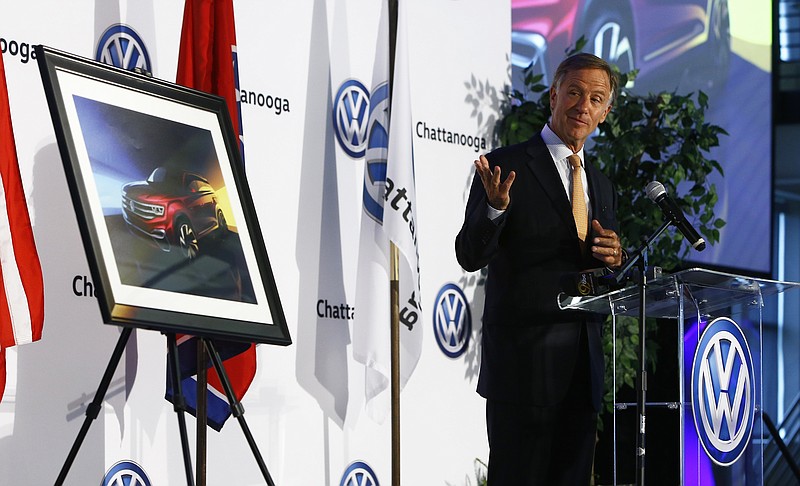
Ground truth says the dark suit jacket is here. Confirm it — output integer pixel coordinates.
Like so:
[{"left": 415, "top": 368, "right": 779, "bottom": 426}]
[{"left": 455, "top": 133, "right": 619, "bottom": 411}]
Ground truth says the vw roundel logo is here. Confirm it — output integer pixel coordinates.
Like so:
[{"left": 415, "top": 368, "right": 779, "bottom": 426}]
[
  {"left": 333, "top": 79, "right": 370, "bottom": 158},
  {"left": 433, "top": 283, "right": 471, "bottom": 358},
  {"left": 340, "top": 460, "right": 380, "bottom": 486},
  {"left": 362, "top": 81, "right": 389, "bottom": 223},
  {"left": 102, "top": 460, "right": 152, "bottom": 486},
  {"left": 691, "top": 317, "right": 755, "bottom": 466},
  {"left": 95, "top": 24, "right": 152, "bottom": 73}
]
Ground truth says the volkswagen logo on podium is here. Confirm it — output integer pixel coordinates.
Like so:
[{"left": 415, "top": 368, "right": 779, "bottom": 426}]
[{"left": 691, "top": 317, "right": 756, "bottom": 466}]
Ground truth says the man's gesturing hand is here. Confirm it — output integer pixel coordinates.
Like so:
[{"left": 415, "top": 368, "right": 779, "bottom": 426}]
[
  {"left": 591, "top": 220, "right": 623, "bottom": 268},
  {"left": 475, "top": 155, "right": 515, "bottom": 210}
]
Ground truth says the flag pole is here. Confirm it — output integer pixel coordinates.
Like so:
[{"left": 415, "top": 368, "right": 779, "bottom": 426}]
[
  {"left": 390, "top": 243, "right": 401, "bottom": 486},
  {"left": 387, "top": 2, "right": 400, "bottom": 486},
  {"left": 197, "top": 340, "right": 208, "bottom": 486}
]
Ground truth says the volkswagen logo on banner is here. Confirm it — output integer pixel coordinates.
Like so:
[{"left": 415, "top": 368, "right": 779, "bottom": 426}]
[
  {"left": 340, "top": 461, "right": 380, "bottom": 486},
  {"left": 691, "top": 317, "right": 756, "bottom": 466},
  {"left": 362, "top": 81, "right": 389, "bottom": 223},
  {"left": 95, "top": 24, "right": 152, "bottom": 73},
  {"left": 102, "top": 460, "right": 152, "bottom": 486},
  {"left": 433, "top": 283, "right": 471, "bottom": 358},
  {"left": 333, "top": 79, "right": 370, "bottom": 158}
]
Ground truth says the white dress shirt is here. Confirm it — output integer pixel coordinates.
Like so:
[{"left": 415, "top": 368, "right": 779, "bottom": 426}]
[{"left": 487, "top": 124, "right": 592, "bottom": 222}]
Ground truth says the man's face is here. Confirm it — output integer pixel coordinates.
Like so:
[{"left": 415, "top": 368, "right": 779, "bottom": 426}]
[{"left": 549, "top": 68, "right": 613, "bottom": 153}]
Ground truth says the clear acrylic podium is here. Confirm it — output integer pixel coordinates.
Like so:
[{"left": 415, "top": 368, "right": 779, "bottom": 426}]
[{"left": 559, "top": 268, "right": 800, "bottom": 485}]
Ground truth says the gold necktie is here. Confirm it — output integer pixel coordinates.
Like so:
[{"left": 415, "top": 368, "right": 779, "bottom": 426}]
[{"left": 568, "top": 154, "right": 588, "bottom": 246}]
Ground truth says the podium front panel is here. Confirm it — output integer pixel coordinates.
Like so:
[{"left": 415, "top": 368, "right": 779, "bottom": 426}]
[
  {"left": 558, "top": 269, "right": 800, "bottom": 485},
  {"left": 680, "top": 293, "right": 764, "bottom": 486}
]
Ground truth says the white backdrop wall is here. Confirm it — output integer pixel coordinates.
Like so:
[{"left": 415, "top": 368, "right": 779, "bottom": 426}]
[{"left": 0, "top": 1, "right": 510, "bottom": 484}]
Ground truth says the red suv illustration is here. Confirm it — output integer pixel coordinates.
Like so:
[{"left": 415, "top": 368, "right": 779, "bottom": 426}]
[
  {"left": 121, "top": 167, "right": 227, "bottom": 259},
  {"left": 511, "top": 0, "right": 730, "bottom": 93}
]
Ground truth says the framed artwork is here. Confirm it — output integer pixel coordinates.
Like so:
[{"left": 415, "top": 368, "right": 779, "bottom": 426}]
[{"left": 36, "top": 45, "right": 290, "bottom": 345}]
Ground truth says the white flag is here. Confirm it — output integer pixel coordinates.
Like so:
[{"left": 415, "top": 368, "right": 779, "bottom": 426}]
[{"left": 353, "top": 0, "right": 422, "bottom": 421}]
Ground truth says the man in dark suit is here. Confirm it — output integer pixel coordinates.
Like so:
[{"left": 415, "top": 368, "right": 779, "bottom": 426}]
[{"left": 455, "top": 53, "right": 624, "bottom": 485}]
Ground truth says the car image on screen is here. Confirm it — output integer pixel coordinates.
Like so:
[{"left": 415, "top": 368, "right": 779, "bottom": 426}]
[
  {"left": 511, "top": 0, "right": 731, "bottom": 94},
  {"left": 121, "top": 167, "right": 228, "bottom": 259}
]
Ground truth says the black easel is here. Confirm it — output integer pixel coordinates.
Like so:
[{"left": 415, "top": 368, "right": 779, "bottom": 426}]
[
  {"left": 54, "top": 329, "right": 194, "bottom": 485},
  {"left": 201, "top": 338, "right": 275, "bottom": 486},
  {"left": 605, "top": 218, "right": 672, "bottom": 486},
  {"left": 54, "top": 329, "right": 275, "bottom": 486}
]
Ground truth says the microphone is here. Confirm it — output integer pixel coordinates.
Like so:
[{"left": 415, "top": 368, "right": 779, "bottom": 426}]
[{"left": 646, "top": 181, "right": 706, "bottom": 251}]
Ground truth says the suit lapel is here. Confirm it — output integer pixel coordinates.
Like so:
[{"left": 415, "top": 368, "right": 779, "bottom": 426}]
[
  {"left": 524, "top": 135, "right": 574, "bottom": 229},
  {"left": 585, "top": 160, "right": 607, "bottom": 239}
]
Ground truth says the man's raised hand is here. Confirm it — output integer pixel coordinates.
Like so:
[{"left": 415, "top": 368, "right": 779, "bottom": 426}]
[{"left": 475, "top": 155, "right": 515, "bottom": 210}]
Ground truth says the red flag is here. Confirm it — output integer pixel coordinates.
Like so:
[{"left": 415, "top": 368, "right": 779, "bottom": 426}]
[
  {"left": 0, "top": 52, "right": 45, "bottom": 402},
  {"left": 177, "top": 0, "right": 244, "bottom": 160},
  {"left": 171, "top": 0, "right": 255, "bottom": 428}
]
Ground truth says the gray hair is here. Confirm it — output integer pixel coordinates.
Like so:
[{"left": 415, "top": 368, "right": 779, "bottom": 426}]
[{"left": 552, "top": 53, "right": 619, "bottom": 105}]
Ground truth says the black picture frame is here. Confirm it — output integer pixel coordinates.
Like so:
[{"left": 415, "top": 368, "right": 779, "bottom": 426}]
[{"left": 35, "top": 45, "right": 291, "bottom": 346}]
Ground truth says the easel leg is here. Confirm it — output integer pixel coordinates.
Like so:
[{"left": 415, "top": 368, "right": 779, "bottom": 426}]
[
  {"left": 55, "top": 327, "right": 133, "bottom": 486},
  {"left": 166, "top": 334, "right": 197, "bottom": 486},
  {"left": 203, "top": 338, "right": 275, "bottom": 486}
]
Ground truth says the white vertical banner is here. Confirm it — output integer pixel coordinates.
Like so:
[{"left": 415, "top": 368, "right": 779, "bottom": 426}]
[
  {"left": 353, "top": 0, "right": 421, "bottom": 421},
  {"left": 0, "top": 0, "right": 510, "bottom": 482}
]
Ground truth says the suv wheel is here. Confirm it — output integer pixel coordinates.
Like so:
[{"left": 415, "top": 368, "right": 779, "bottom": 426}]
[{"left": 177, "top": 217, "right": 199, "bottom": 259}]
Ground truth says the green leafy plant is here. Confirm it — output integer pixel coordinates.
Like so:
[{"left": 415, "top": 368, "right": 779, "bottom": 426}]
[
  {"left": 474, "top": 458, "right": 487, "bottom": 486},
  {"left": 594, "top": 87, "right": 727, "bottom": 271},
  {"left": 495, "top": 39, "right": 727, "bottom": 417}
]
